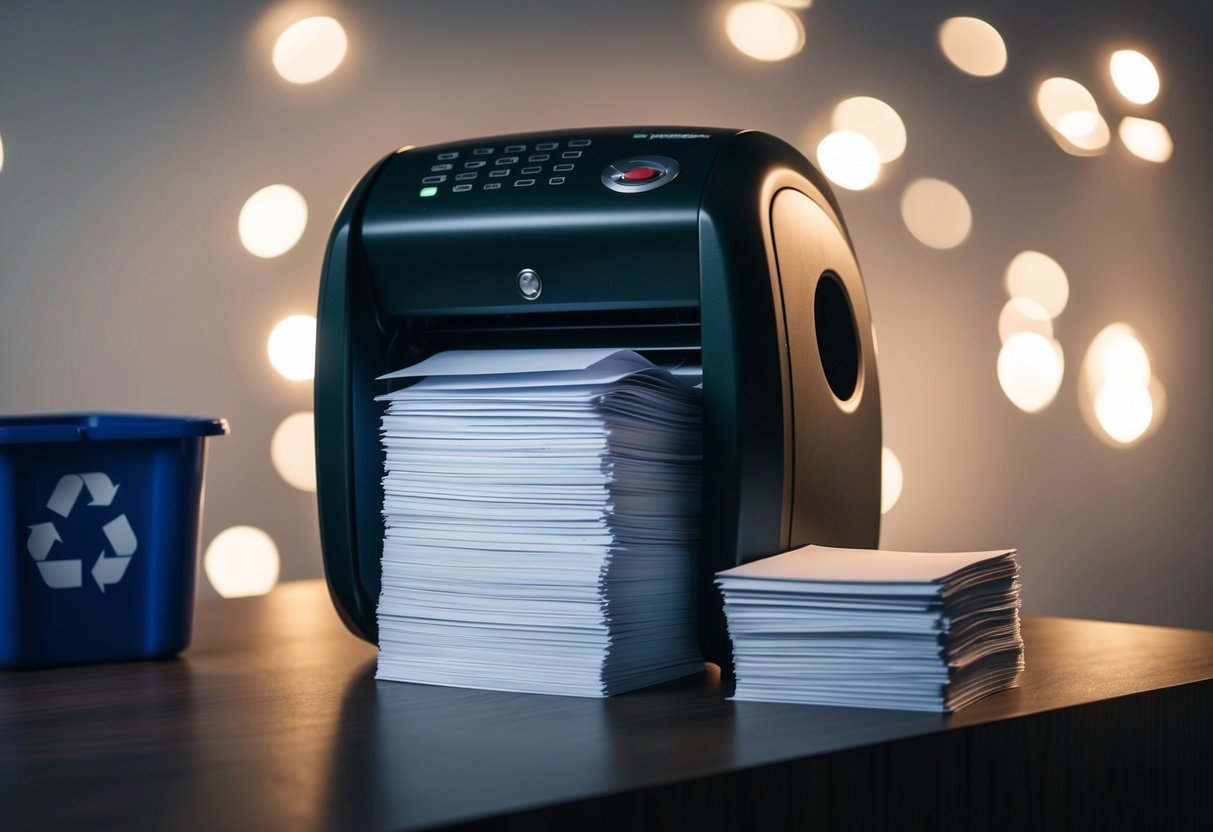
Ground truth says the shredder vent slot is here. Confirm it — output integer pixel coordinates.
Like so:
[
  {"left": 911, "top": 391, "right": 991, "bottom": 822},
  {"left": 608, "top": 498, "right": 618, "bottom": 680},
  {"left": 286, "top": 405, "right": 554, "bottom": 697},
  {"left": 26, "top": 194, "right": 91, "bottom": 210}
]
[{"left": 405, "top": 306, "right": 702, "bottom": 354}]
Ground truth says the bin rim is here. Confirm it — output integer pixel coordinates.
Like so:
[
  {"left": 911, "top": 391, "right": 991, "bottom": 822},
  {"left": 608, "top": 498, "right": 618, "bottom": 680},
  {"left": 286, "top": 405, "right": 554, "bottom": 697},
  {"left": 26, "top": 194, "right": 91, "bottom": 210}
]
[{"left": 0, "top": 412, "right": 230, "bottom": 445}]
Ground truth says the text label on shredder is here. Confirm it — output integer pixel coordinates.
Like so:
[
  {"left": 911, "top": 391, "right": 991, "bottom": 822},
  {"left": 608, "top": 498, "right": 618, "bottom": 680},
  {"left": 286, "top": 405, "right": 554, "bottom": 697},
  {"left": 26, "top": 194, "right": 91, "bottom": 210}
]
[{"left": 26, "top": 472, "right": 138, "bottom": 592}]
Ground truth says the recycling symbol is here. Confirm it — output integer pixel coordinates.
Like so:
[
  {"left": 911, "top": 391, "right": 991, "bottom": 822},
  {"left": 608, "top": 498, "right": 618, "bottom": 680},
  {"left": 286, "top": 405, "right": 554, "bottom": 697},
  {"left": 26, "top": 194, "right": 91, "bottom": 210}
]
[{"left": 26, "top": 472, "right": 137, "bottom": 593}]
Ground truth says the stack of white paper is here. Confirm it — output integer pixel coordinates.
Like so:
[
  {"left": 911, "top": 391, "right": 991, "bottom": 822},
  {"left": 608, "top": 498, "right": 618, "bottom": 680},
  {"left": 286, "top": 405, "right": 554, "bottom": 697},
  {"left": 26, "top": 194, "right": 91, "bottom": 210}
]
[
  {"left": 374, "top": 348, "right": 704, "bottom": 697},
  {"left": 717, "top": 546, "right": 1024, "bottom": 712}
]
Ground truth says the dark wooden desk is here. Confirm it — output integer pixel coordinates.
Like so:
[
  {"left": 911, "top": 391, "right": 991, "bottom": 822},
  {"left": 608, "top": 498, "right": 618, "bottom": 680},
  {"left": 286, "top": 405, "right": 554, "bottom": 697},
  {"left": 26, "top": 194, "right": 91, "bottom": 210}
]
[{"left": 2, "top": 580, "right": 1211, "bottom": 831}]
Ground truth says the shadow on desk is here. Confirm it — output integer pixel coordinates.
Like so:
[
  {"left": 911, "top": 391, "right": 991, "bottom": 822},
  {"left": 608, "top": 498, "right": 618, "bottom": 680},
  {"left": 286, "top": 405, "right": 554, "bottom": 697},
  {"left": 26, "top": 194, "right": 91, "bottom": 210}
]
[{"left": 323, "top": 662, "right": 747, "bottom": 830}]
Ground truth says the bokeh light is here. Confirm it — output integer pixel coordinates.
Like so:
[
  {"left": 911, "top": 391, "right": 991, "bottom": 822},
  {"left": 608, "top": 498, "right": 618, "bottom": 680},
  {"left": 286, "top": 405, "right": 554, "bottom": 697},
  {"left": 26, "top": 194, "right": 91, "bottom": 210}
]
[
  {"left": 881, "top": 446, "right": 903, "bottom": 515},
  {"left": 998, "top": 297, "right": 1053, "bottom": 343},
  {"left": 938, "top": 17, "right": 1007, "bottom": 77},
  {"left": 1094, "top": 383, "right": 1154, "bottom": 445},
  {"left": 1079, "top": 323, "right": 1162, "bottom": 446},
  {"left": 0, "top": 129, "right": 5, "bottom": 174},
  {"left": 271, "top": 411, "right": 317, "bottom": 492},
  {"left": 997, "top": 332, "right": 1064, "bottom": 413},
  {"left": 816, "top": 130, "right": 881, "bottom": 190},
  {"left": 1064, "top": 113, "right": 1111, "bottom": 153},
  {"left": 1084, "top": 323, "right": 1150, "bottom": 389},
  {"left": 725, "top": 3, "right": 805, "bottom": 62},
  {"left": 1109, "top": 50, "right": 1160, "bottom": 105},
  {"left": 831, "top": 96, "right": 906, "bottom": 163},
  {"left": 1118, "top": 117, "right": 1173, "bottom": 163},
  {"left": 268, "top": 314, "right": 317, "bottom": 382},
  {"left": 771, "top": 0, "right": 812, "bottom": 8},
  {"left": 204, "top": 526, "right": 281, "bottom": 598},
  {"left": 238, "top": 184, "right": 308, "bottom": 258},
  {"left": 272, "top": 16, "right": 348, "bottom": 84},
  {"left": 1036, "top": 78, "right": 1109, "bottom": 155},
  {"left": 1005, "top": 251, "right": 1069, "bottom": 318},
  {"left": 1037, "top": 78, "right": 1098, "bottom": 130},
  {"left": 1145, "top": 377, "right": 1169, "bottom": 441},
  {"left": 900, "top": 178, "right": 972, "bottom": 249},
  {"left": 1056, "top": 110, "right": 1100, "bottom": 140}
]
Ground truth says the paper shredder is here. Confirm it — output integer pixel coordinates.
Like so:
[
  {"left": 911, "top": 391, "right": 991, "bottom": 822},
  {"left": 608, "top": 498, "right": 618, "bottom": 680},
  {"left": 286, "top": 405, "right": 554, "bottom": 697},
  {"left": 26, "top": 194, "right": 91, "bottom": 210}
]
[{"left": 315, "top": 127, "right": 881, "bottom": 668}]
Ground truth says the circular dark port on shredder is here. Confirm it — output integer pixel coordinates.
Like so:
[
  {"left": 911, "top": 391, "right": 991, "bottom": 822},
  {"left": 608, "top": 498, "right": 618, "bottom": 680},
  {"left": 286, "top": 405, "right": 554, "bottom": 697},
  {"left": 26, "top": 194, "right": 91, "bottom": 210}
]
[{"left": 814, "top": 272, "right": 860, "bottom": 402}]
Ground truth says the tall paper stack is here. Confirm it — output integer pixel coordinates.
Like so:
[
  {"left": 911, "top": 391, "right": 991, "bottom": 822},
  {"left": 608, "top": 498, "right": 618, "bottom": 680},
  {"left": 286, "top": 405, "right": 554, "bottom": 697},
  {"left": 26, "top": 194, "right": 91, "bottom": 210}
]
[
  {"left": 375, "top": 349, "right": 704, "bottom": 697},
  {"left": 717, "top": 546, "right": 1024, "bottom": 712}
]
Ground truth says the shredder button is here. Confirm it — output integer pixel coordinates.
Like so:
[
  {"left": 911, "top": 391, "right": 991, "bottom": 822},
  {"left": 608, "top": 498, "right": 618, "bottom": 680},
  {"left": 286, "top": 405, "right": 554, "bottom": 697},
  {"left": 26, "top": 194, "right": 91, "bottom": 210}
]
[
  {"left": 601, "top": 155, "right": 680, "bottom": 193},
  {"left": 621, "top": 166, "right": 661, "bottom": 182}
]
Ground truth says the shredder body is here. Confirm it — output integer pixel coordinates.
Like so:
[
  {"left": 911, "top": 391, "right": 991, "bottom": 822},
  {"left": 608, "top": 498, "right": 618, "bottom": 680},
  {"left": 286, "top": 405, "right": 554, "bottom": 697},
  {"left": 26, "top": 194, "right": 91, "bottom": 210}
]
[{"left": 315, "top": 127, "right": 882, "bottom": 669}]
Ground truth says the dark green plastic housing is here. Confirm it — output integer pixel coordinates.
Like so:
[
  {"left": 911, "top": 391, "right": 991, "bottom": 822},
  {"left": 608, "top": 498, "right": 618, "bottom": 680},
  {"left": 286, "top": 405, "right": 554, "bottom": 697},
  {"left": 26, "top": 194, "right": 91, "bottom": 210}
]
[{"left": 315, "top": 127, "right": 881, "bottom": 670}]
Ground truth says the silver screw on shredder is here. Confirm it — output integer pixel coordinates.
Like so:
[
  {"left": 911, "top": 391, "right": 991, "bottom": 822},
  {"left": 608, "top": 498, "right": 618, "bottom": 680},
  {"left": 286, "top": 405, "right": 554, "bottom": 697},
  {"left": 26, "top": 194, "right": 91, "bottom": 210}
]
[{"left": 517, "top": 269, "right": 542, "bottom": 300}]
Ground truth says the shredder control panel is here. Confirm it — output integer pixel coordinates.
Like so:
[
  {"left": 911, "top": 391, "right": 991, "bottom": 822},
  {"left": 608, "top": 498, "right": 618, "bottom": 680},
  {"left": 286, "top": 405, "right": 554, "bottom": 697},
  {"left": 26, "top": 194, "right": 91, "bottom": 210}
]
[
  {"left": 383, "top": 128, "right": 726, "bottom": 206},
  {"left": 418, "top": 138, "right": 593, "bottom": 195}
]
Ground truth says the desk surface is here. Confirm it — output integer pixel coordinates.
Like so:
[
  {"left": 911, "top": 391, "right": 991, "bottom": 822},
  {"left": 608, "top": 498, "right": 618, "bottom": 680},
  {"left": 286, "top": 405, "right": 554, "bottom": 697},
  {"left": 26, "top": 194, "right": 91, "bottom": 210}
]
[{"left": 2, "top": 580, "right": 1212, "bottom": 831}]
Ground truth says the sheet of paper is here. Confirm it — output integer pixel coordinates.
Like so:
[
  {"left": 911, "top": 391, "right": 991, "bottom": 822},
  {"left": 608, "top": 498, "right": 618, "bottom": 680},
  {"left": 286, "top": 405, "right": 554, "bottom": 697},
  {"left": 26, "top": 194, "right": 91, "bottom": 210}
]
[
  {"left": 377, "top": 348, "right": 666, "bottom": 390},
  {"left": 717, "top": 545, "right": 1016, "bottom": 585},
  {"left": 379, "top": 347, "right": 647, "bottom": 379}
]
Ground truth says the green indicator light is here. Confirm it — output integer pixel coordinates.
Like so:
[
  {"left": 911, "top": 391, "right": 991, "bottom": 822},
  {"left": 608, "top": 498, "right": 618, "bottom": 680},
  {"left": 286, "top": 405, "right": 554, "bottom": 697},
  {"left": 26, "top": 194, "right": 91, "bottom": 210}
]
[
  {"left": 632, "top": 133, "right": 647, "bottom": 139},
  {"left": 419, "top": 186, "right": 438, "bottom": 197}
]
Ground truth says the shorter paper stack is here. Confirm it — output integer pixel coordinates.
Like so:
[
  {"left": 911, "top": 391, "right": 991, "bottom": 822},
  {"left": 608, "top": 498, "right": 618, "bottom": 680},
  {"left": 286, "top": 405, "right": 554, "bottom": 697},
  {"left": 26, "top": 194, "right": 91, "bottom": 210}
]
[
  {"left": 375, "top": 348, "right": 704, "bottom": 697},
  {"left": 716, "top": 546, "right": 1023, "bottom": 712}
]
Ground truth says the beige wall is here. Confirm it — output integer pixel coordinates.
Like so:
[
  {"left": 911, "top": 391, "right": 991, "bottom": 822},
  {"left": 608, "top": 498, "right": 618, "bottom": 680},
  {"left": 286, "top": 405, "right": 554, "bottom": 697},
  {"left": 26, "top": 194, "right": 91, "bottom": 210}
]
[{"left": 1, "top": 1, "right": 1209, "bottom": 627}]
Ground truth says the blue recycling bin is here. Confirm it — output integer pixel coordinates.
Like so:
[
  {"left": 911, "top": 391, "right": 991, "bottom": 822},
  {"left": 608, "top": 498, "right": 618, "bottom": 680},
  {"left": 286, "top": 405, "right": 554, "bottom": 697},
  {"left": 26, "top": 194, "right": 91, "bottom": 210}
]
[{"left": 0, "top": 413, "right": 229, "bottom": 668}]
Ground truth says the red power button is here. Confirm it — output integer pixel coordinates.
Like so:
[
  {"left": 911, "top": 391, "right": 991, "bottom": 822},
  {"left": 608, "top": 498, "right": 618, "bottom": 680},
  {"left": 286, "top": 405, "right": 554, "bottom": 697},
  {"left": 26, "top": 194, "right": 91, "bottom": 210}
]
[
  {"left": 602, "top": 155, "right": 680, "bottom": 193},
  {"left": 620, "top": 166, "right": 662, "bottom": 183}
]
